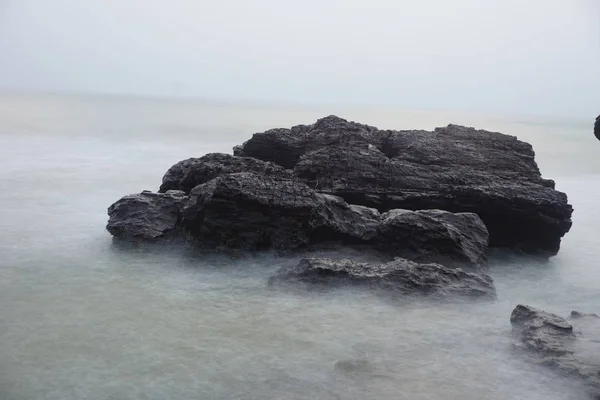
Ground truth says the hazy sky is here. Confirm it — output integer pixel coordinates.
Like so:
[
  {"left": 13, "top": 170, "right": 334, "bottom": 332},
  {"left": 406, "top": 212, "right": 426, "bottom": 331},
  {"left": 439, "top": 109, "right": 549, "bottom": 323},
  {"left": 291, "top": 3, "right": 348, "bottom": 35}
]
[{"left": 1, "top": 0, "right": 599, "bottom": 116}]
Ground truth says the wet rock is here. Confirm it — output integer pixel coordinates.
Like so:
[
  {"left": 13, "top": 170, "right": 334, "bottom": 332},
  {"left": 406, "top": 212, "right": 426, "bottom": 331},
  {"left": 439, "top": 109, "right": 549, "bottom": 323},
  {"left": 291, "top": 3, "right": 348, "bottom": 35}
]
[
  {"left": 106, "top": 190, "right": 187, "bottom": 241},
  {"left": 571, "top": 311, "right": 600, "bottom": 319},
  {"left": 510, "top": 304, "right": 600, "bottom": 398},
  {"left": 510, "top": 304, "right": 575, "bottom": 355},
  {"left": 377, "top": 209, "right": 488, "bottom": 269},
  {"left": 176, "top": 172, "right": 488, "bottom": 266},
  {"left": 234, "top": 115, "right": 386, "bottom": 169},
  {"left": 235, "top": 116, "right": 573, "bottom": 256},
  {"left": 159, "top": 153, "right": 291, "bottom": 194},
  {"left": 179, "top": 172, "right": 379, "bottom": 252},
  {"left": 269, "top": 257, "right": 496, "bottom": 299}
]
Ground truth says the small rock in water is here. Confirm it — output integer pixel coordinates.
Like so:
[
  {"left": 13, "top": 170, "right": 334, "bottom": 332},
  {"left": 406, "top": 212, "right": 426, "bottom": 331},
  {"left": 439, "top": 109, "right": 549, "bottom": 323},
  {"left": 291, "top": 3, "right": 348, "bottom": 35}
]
[
  {"left": 510, "top": 304, "right": 600, "bottom": 398},
  {"left": 570, "top": 310, "right": 600, "bottom": 319}
]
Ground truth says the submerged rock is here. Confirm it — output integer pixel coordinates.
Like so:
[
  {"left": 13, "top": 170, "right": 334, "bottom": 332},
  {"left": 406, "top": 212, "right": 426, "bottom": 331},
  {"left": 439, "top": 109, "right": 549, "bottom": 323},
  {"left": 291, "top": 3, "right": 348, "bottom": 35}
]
[
  {"left": 269, "top": 257, "right": 496, "bottom": 299},
  {"left": 159, "top": 153, "right": 291, "bottom": 194},
  {"left": 106, "top": 190, "right": 187, "bottom": 241},
  {"left": 571, "top": 310, "right": 600, "bottom": 319},
  {"left": 235, "top": 116, "right": 573, "bottom": 256},
  {"left": 510, "top": 304, "right": 600, "bottom": 398}
]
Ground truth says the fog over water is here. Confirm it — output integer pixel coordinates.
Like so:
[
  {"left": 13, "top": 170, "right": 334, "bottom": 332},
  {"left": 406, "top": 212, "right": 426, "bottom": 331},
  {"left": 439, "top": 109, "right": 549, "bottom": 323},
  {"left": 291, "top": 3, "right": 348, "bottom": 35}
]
[{"left": 0, "top": 93, "right": 598, "bottom": 399}]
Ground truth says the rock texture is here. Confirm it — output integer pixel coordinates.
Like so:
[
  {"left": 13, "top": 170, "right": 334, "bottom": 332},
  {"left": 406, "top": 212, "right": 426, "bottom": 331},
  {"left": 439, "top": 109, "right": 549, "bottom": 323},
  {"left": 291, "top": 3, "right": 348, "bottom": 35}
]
[
  {"left": 174, "top": 172, "right": 488, "bottom": 268},
  {"left": 269, "top": 258, "right": 496, "bottom": 299},
  {"left": 234, "top": 116, "right": 386, "bottom": 169},
  {"left": 510, "top": 304, "right": 600, "bottom": 398},
  {"left": 376, "top": 209, "right": 488, "bottom": 269},
  {"left": 235, "top": 115, "right": 573, "bottom": 256},
  {"left": 159, "top": 153, "right": 291, "bottom": 194},
  {"left": 179, "top": 172, "right": 378, "bottom": 251},
  {"left": 106, "top": 190, "right": 187, "bottom": 241}
]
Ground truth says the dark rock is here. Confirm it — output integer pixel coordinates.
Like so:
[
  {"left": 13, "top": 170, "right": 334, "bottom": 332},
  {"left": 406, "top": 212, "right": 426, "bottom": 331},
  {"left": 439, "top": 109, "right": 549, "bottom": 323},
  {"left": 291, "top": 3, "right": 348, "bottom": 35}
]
[
  {"left": 179, "top": 172, "right": 379, "bottom": 252},
  {"left": 234, "top": 115, "right": 387, "bottom": 169},
  {"left": 159, "top": 153, "right": 291, "bottom": 194},
  {"left": 106, "top": 190, "right": 187, "bottom": 241},
  {"left": 236, "top": 116, "right": 572, "bottom": 256},
  {"left": 510, "top": 304, "right": 600, "bottom": 398},
  {"left": 376, "top": 209, "right": 488, "bottom": 269},
  {"left": 177, "top": 172, "right": 488, "bottom": 267},
  {"left": 510, "top": 304, "right": 575, "bottom": 354},
  {"left": 595, "top": 115, "right": 600, "bottom": 141},
  {"left": 269, "top": 257, "right": 496, "bottom": 299}
]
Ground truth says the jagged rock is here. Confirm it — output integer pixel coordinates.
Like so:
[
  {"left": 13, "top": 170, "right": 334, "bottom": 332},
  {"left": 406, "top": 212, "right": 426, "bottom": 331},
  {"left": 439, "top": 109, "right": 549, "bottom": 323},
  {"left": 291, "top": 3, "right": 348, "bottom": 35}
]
[
  {"left": 377, "top": 209, "right": 488, "bottom": 269},
  {"left": 159, "top": 153, "right": 291, "bottom": 194},
  {"left": 269, "top": 257, "right": 496, "bottom": 299},
  {"left": 106, "top": 190, "right": 187, "bottom": 241},
  {"left": 179, "top": 172, "right": 378, "bottom": 251},
  {"left": 234, "top": 115, "right": 386, "bottom": 169},
  {"left": 235, "top": 116, "right": 573, "bottom": 256},
  {"left": 174, "top": 172, "right": 488, "bottom": 266},
  {"left": 510, "top": 304, "right": 600, "bottom": 398}
]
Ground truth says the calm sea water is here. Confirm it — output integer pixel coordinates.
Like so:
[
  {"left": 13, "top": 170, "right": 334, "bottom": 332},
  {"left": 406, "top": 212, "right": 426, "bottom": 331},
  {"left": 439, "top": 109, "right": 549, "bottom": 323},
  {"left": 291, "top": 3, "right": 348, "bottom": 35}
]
[{"left": 0, "top": 92, "right": 599, "bottom": 400}]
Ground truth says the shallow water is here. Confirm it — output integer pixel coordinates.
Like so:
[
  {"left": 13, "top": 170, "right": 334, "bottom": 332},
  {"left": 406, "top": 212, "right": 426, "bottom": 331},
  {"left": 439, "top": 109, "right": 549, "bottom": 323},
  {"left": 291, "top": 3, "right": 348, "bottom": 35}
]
[{"left": 0, "top": 92, "right": 599, "bottom": 399}]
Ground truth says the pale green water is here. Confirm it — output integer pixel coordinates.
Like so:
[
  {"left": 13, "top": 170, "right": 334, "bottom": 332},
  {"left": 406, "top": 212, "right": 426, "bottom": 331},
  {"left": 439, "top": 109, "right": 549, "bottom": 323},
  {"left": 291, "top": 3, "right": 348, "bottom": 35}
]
[{"left": 0, "top": 92, "right": 598, "bottom": 399}]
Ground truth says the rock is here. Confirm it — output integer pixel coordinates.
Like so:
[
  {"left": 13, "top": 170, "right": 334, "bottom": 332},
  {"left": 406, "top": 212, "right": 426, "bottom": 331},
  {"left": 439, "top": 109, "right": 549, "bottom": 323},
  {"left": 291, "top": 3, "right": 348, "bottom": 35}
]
[
  {"left": 159, "top": 153, "right": 291, "bottom": 194},
  {"left": 377, "top": 209, "right": 488, "bottom": 269},
  {"left": 510, "top": 304, "right": 575, "bottom": 355},
  {"left": 269, "top": 257, "right": 496, "bottom": 299},
  {"left": 595, "top": 115, "right": 600, "bottom": 141},
  {"left": 179, "top": 172, "right": 379, "bottom": 251},
  {"left": 175, "top": 172, "right": 488, "bottom": 267},
  {"left": 510, "top": 304, "right": 600, "bottom": 398},
  {"left": 235, "top": 116, "right": 573, "bottom": 256},
  {"left": 570, "top": 310, "right": 600, "bottom": 319},
  {"left": 234, "top": 115, "right": 386, "bottom": 169},
  {"left": 106, "top": 190, "right": 187, "bottom": 241}
]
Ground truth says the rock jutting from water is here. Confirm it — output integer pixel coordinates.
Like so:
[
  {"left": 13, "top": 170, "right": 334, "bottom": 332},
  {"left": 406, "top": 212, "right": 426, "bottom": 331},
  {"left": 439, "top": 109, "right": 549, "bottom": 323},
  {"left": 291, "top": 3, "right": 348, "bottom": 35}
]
[
  {"left": 510, "top": 304, "right": 600, "bottom": 398},
  {"left": 106, "top": 190, "right": 187, "bottom": 241},
  {"left": 108, "top": 171, "right": 489, "bottom": 269},
  {"left": 234, "top": 115, "right": 573, "bottom": 256},
  {"left": 106, "top": 115, "right": 574, "bottom": 298},
  {"left": 269, "top": 257, "right": 496, "bottom": 299}
]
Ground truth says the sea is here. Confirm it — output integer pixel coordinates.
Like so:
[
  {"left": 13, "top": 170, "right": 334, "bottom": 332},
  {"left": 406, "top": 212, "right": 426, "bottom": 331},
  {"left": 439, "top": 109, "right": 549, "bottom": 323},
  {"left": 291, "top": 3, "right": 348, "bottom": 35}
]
[{"left": 0, "top": 92, "right": 598, "bottom": 400}]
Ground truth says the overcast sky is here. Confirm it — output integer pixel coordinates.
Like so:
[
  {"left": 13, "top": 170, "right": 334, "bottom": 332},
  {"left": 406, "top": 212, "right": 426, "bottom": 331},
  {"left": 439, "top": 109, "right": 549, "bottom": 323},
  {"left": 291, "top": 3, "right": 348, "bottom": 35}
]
[{"left": 1, "top": 0, "right": 598, "bottom": 116}]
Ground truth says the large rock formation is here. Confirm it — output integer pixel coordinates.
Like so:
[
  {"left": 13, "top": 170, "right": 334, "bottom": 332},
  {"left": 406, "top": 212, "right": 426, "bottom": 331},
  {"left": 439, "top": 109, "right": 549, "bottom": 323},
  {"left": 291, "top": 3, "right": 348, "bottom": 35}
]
[
  {"left": 159, "top": 153, "right": 291, "bottom": 194},
  {"left": 235, "top": 115, "right": 573, "bottom": 256},
  {"left": 179, "top": 172, "right": 378, "bottom": 251},
  {"left": 107, "top": 171, "right": 488, "bottom": 269},
  {"left": 106, "top": 190, "right": 187, "bottom": 241},
  {"left": 269, "top": 258, "right": 496, "bottom": 299},
  {"left": 175, "top": 172, "right": 488, "bottom": 268},
  {"left": 510, "top": 305, "right": 600, "bottom": 398}
]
